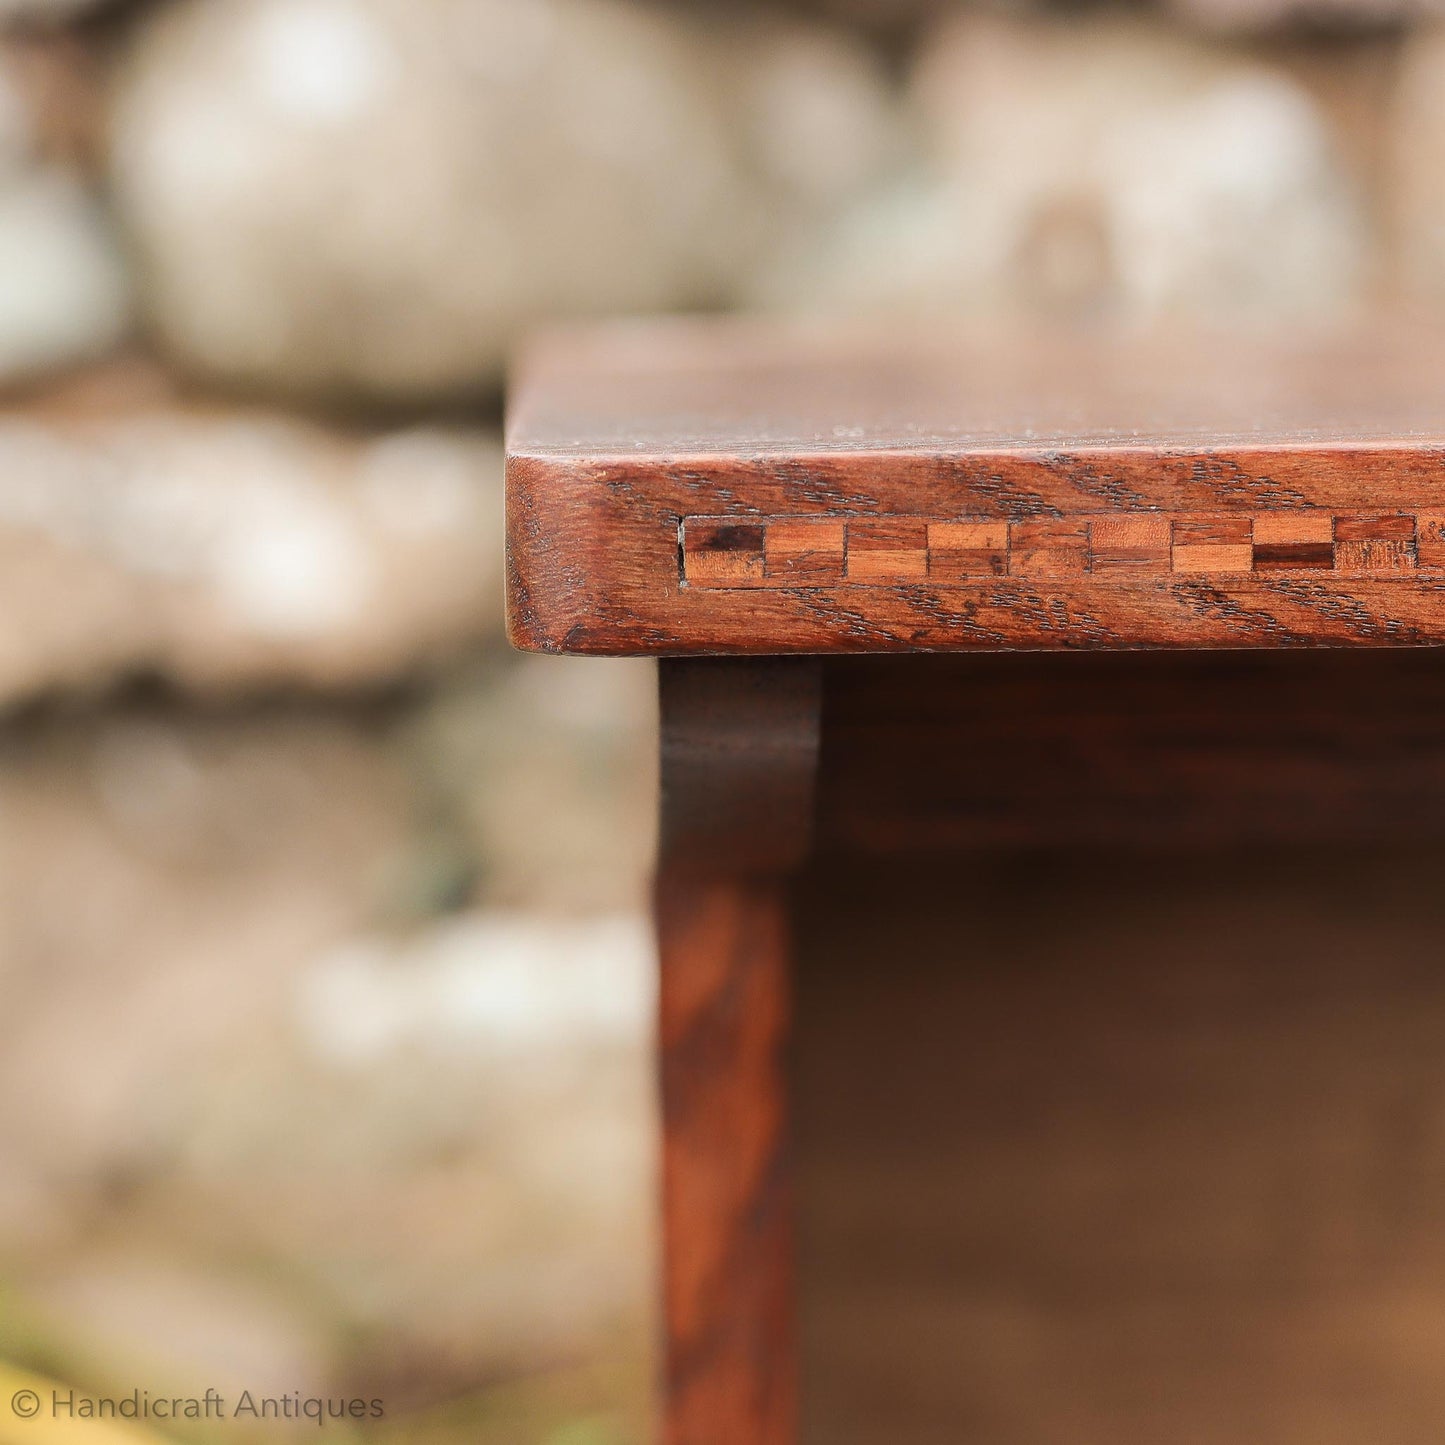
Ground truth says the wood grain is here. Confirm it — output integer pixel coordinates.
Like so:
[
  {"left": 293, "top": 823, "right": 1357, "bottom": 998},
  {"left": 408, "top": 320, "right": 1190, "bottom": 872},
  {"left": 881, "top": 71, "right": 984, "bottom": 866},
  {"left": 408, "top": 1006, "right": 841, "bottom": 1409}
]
[
  {"left": 506, "top": 319, "right": 1445, "bottom": 654},
  {"left": 793, "top": 849, "right": 1445, "bottom": 1445},
  {"left": 657, "top": 872, "right": 796, "bottom": 1445},
  {"left": 655, "top": 659, "right": 821, "bottom": 1445},
  {"left": 814, "top": 650, "right": 1445, "bottom": 853},
  {"left": 660, "top": 659, "right": 822, "bottom": 874}
]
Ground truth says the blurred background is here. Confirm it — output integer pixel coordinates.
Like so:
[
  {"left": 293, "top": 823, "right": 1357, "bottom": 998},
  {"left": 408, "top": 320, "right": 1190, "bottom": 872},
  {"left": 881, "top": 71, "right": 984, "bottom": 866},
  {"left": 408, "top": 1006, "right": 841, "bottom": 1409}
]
[{"left": 0, "top": 0, "right": 1442, "bottom": 1439}]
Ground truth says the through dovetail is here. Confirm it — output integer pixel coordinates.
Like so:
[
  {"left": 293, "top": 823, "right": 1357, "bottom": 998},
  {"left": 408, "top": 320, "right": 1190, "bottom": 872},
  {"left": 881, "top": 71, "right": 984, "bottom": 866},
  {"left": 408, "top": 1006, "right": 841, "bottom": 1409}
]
[{"left": 681, "top": 511, "right": 1445, "bottom": 589}]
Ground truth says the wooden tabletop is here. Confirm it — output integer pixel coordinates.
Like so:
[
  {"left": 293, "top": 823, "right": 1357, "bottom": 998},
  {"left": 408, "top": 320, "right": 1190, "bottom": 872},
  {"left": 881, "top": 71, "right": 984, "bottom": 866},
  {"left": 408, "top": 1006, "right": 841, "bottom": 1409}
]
[{"left": 506, "top": 318, "right": 1445, "bottom": 655}]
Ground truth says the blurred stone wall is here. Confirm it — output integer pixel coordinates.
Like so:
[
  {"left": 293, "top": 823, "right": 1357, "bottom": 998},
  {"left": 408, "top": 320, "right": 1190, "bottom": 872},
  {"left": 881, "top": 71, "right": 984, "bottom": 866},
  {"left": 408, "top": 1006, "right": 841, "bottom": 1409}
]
[{"left": 0, "top": 0, "right": 1439, "bottom": 1440}]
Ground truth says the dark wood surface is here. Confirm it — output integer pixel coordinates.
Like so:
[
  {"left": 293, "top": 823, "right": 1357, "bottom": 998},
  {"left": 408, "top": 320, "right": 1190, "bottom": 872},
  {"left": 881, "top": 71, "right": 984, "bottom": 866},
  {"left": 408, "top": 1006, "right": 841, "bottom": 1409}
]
[
  {"left": 794, "top": 849, "right": 1445, "bottom": 1444},
  {"left": 660, "top": 659, "right": 822, "bottom": 873},
  {"left": 655, "top": 659, "right": 821, "bottom": 1445},
  {"left": 647, "top": 649, "right": 1445, "bottom": 1444},
  {"left": 529, "top": 327, "right": 1445, "bottom": 1442},
  {"left": 657, "top": 872, "right": 796, "bottom": 1445},
  {"left": 816, "top": 650, "right": 1445, "bottom": 852},
  {"left": 507, "top": 319, "right": 1445, "bottom": 654}
]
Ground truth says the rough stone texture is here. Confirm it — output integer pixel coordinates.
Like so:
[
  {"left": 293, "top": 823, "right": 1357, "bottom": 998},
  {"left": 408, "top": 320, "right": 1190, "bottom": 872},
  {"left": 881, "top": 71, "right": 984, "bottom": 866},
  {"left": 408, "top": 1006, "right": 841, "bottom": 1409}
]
[
  {"left": 752, "top": 14, "right": 1369, "bottom": 328},
  {"left": 0, "top": 701, "right": 654, "bottom": 1411},
  {"left": 0, "top": 363, "right": 503, "bottom": 702},
  {"left": 107, "top": 0, "right": 899, "bottom": 403},
  {"left": 1390, "top": 26, "right": 1445, "bottom": 308}
]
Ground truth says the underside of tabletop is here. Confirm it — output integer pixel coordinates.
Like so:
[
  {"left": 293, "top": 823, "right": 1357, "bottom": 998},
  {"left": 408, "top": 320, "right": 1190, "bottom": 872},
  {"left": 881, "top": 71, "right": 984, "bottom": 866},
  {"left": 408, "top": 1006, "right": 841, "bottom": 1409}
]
[{"left": 505, "top": 318, "right": 1445, "bottom": 654}]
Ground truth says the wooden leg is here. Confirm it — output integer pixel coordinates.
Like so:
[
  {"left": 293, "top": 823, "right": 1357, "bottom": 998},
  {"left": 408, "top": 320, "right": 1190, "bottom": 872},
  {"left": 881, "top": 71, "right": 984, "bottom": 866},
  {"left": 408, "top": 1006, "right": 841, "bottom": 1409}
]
[
  {"left": 655, "top": 659, "right": 821, "bottom": 1445},
  {"left": 657, "top": 870, "right": 795, "bottom": 1445}
]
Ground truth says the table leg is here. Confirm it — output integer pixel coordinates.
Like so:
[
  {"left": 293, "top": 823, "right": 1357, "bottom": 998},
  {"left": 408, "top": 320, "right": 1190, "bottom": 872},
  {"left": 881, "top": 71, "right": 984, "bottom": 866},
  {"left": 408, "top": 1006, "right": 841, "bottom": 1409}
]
[{"left": 655, "top": 659, "right": 821, "bottom": 1445}]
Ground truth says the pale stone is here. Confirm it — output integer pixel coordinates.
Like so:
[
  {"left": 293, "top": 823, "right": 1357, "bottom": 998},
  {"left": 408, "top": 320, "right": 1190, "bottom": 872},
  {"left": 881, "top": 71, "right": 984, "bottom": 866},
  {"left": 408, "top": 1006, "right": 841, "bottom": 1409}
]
[
  {"left": 295, "top": 913, "right": 653, "bottom": 1069},
  {"left": 108, "top": 0, "right": 901, "bottom": 403},
  {"left": 402, "top": 653, "right": 657, "bottom": 914},
  {"left": 108, "top": 0, "right": 755, "bottom": 401},
  {"left": 0, "top": 45, "right": 131, "bottom": 383},
  {"left": 0, "top": 171, "right": 119, "bottom": 383},
  {"left": 0, "top": 365, "right": 503, "bottom": 700},
  {"left": 208, "top": 907, "right": 655, "bottom": 1378},
  {"left": 0, "top": 707, "right": 412, "bottom": 1259},
  {"left": 0, "top": 700, "right": 653, "bottom": 1386},
  {"left": 752, "top": 14, "right": 1369, "bottom": 330}
]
